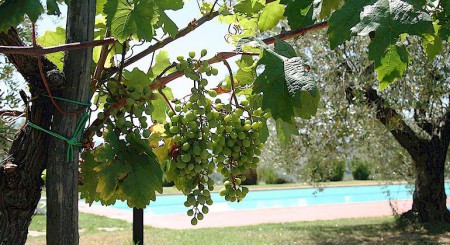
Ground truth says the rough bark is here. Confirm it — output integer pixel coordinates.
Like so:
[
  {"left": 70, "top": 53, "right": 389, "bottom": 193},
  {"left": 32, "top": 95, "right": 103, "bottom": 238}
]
[
  {"left": 0, "top": 29, "right": 63, "bottom": 244},
  {"left": 354, "top": 87, "right": 450, "bottom": 224},
  {"left": 46, "top": 1, "right": 95, "bottom": 244}
]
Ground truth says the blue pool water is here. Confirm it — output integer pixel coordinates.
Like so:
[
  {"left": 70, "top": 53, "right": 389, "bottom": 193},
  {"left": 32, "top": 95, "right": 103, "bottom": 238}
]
[{"left": 95, "top": 183, "right": 450, "bottom": 216}]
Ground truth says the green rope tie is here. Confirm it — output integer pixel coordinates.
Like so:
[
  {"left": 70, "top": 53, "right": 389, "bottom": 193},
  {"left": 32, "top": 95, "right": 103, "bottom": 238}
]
[
  {"left": 43, "top": 94, "right": 91, "bottom": 107},
  {"left": 28, "top": 113, "right": 89, "bottom": 162},
  {"left": 29, "top": 91, "right": 92, "bottom": 162}
]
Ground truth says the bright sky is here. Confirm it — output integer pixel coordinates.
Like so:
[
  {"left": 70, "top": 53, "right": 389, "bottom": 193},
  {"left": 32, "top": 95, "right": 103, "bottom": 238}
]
[{"left": 36, "top": 0, "right": 238, "bottom": 99}]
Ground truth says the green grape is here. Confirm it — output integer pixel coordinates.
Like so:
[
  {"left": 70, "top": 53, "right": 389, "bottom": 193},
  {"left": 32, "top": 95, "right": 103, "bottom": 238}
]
[
  {"left": 219, "top": 188, "right": 227, "bottom": 196},
  {"left": 191, "top": 218, "right": 198, "bottom": 226},
  {"left": 211, "top": 67, "right": 218, "bottom": 75},
  {"left": 143, "top": 129, "right": 151, "bottom": 138},
  {"left": 201, "top": 49, "right": 207, "bottom": 57},
  {"left": 126, "top": 98, "right": 134, "bottom": 106},
  {"left": 197, "top": 213, "right": 204, "bottom": 220},
  {"left": 189, "top": 51, "right": 196, "bottom": 58},
  {"left": 187, "top": 209, "right": 194, "bottom": 216},
  {"left": 207, "top": 90, "right": 217, "bottom": 97},
  {"left": 202, "top": 206, "right": 209, "bottom": 214},
  {"left": 97, "top": 112, "right": 105, "bottom": 120},
  {"left": 182, "top": 142, "right": 190, "bottom": 151}
]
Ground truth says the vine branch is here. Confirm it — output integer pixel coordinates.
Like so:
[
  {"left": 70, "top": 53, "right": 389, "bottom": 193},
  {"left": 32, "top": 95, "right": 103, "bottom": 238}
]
[
  {"left": 222, "top": 60, "right": 239, "bottom": 105},
  {"left": 159, "top": 88, "right": 176, "bottom": 115},
  {"left": 0, "top": 38, "right": 115, "bottom": 55}
]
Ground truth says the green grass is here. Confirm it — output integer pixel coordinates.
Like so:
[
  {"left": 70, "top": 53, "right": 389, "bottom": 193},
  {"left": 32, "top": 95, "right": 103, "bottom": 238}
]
[{"left": 27, "top": 213, "right": 450, "bottom": 244}]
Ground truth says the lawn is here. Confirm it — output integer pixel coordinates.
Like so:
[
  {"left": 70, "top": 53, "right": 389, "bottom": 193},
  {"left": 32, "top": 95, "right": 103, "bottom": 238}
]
[{"left": 27, "top": 213, "right": 450, "bottom": 244}]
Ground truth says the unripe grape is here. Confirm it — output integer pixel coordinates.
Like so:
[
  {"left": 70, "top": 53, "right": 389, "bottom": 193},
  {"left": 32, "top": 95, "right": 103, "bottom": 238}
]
[
  {"left": 201, "top": 49, "right": 207, "bottom": 57},
  {"left": 187, "top": 209, "right": 194, "bottom": 216},
  {"left": 219, "top": 188, "right": 227, "bottom": 196},
  {"left": 197, "top": 213, "right": 204, "bottom": 220},
  {"left": 143, "top": 129, "right": 151, "bottom": 138},
  {"left": 211, "top": 67, "right": 218, "bottom": 75},
  {"left": 202, "top": 205, "right": 209, "bottom": 214},
  {"left": 191, "top": 218, "right": 198, "bottom": 225},
  {"left": 177, "top": 56, "right": 184, "bottom": 61},
  {"left": 126, "top": 98, "right": 134, "bottom": 106},
  {"left": 189, "top": 51, "right": 196, "bottom": 58}
]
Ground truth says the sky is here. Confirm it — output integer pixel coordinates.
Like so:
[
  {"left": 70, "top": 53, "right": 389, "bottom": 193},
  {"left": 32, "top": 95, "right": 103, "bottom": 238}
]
[{"left": 35, "top": 0, "right": 238, "bottom": 99}]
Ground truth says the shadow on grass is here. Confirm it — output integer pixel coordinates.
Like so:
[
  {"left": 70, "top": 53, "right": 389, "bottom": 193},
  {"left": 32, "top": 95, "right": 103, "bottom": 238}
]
[{"left": 280, "top": 220, "right": 450, "bottom": 244}]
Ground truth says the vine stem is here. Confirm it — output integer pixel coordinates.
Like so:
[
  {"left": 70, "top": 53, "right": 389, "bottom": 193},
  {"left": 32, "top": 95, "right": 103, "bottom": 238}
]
[
  {"left": 159, "top": 88, "right": 176, "bottom": 115},
  {"left": 0, "top": 37, "right": 115, "bottom": 55},
  {"left": 91, "top": 29, "right": 112, "bottom": 91},
  {"left": 222, "top": 60, "right": 239, "bottom": 105}
]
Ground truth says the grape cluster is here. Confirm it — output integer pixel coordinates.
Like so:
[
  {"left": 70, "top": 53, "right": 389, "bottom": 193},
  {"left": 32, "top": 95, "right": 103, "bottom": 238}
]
[
  {"left": 165, "top": 50, "right": 270, "bottom": 224},
  {"left": 166, "top": 50, "right": 220, "bottom": 225},
  {"left": 213, "top": 100, "right": 269, "bottom": 202},
  {"left": 95, "top": 79, "right": 154, "bottom": 139}
]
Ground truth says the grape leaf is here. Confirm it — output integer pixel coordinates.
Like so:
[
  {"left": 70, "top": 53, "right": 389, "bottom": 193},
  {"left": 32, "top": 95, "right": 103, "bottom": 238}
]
[
  {"left": 421, "top": 34, "right": 443, "bottom": 60},
  {"left": 327, "top": 0, "right": 376, "bottom": 49},
  {"left": 104, "top": 0, "right": 157, "bottom": 42},
  {"left": 46, "top": 0, "right": 61, "bottom": 15},
  {"left": 36, "top": 27, "right": 66, "bottom": 70},
  {"left": 79, "top": 151, "right": 102, "bottom": 204},
  {"left": 275, "top": 118, "right": 299, "bottom": 145},
  {"left": 157, "top": 11, "right": 179, "bottom": 37},
  {"left": 0, "top": 0, "right": 44, "bottom": 31},
  {"left": 257, "top": 0, "right": 285, "bottom": 31},
  {"left": 284, "top": 57, "right": 320, "bottom": 118},
  {"left": 148, "top": 50, "right": 174, "bottom": 78},
  {"left": 317, "top": 0, "right": 344, "bottom": 20},
  {"left": 274, "top": 38, "right": 297, "bottom": 58},
  {"left": 377, "top": 44, "right": 409, "bottom": 90},
  {"left": 280, "top": 0, "right": 314, "bottom": 28},
  {"left": 234, "top": 0, "right": 265, "bottom": 16},
  {"left": 96, "top": 160, "right": 131, "bottom": 202},
  {"left": 123, "top": 68, "right": 152, "bottom": 93},
  {"left": 120, "top": 138, "right": 163, "bottom": 208},
  {"left": 235, "top": 55, "right": 257, "bottom": 85},
  {"left": 153, "top": 138, "right": 173, "bottom": 163},
  {"left": 352, "top": 0, "right": 433, "bottom": 86},
  {"left": 155, "top": 0, "right": 184, "bottom": 11},
  {"left": 151, "top": 87, "right": 173, "bottom": 123},
  {"left": 96, "top": 0, "right": 107, "bottom": 15},
  {"left": 421, "top": 23, "right": 443, "bottom": 60},
  {"left": 253, "top": 40, "right": 319, "bottom": 121}
]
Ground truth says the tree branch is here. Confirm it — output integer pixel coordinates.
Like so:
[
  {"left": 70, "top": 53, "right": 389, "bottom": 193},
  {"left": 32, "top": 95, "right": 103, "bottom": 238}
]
[{"left": 346, "top": 86, "right": 429, "bottom": 159}]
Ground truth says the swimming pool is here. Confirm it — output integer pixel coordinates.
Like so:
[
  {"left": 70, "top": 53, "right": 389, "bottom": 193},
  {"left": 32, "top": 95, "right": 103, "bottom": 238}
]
[{"left": 95, "top": 183, "right": 450, "bottom": 216}]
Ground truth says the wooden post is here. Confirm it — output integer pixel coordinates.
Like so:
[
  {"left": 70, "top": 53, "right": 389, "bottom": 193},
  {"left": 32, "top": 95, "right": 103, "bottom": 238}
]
[
  {"left": 133, "top": 208, "right": 144, "bottom": 244},
  {"left": 46, "top": 0, "right": 96, "bottom": 244}
]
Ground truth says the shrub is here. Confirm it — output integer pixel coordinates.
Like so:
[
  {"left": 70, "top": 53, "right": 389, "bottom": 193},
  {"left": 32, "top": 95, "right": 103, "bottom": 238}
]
[
  {"left": 329, "top": 159, "right": 345, "bottom": 181},
  {"left": 257, "top": 166, "right": 291, "bottom": 184},
  {"left": 352, "top": 159, "right": 372, "bottom": 180},
  {"left": 301, "top": 157, "right": 346, "bottom": 182}
]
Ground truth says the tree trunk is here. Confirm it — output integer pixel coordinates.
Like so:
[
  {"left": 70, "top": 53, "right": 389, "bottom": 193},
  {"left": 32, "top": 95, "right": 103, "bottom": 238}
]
[
  {"left": 408, "top": 131, "right": 450, "bottom": 223},
  {"left": 358, "top": 87, "right": 450, "bottom": 225},
  {"left": 46, "top": 1, "right": 95, "bottom": 244},
  {"left": 0, "top": 29, "right": 62, "bottom": 244}
]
